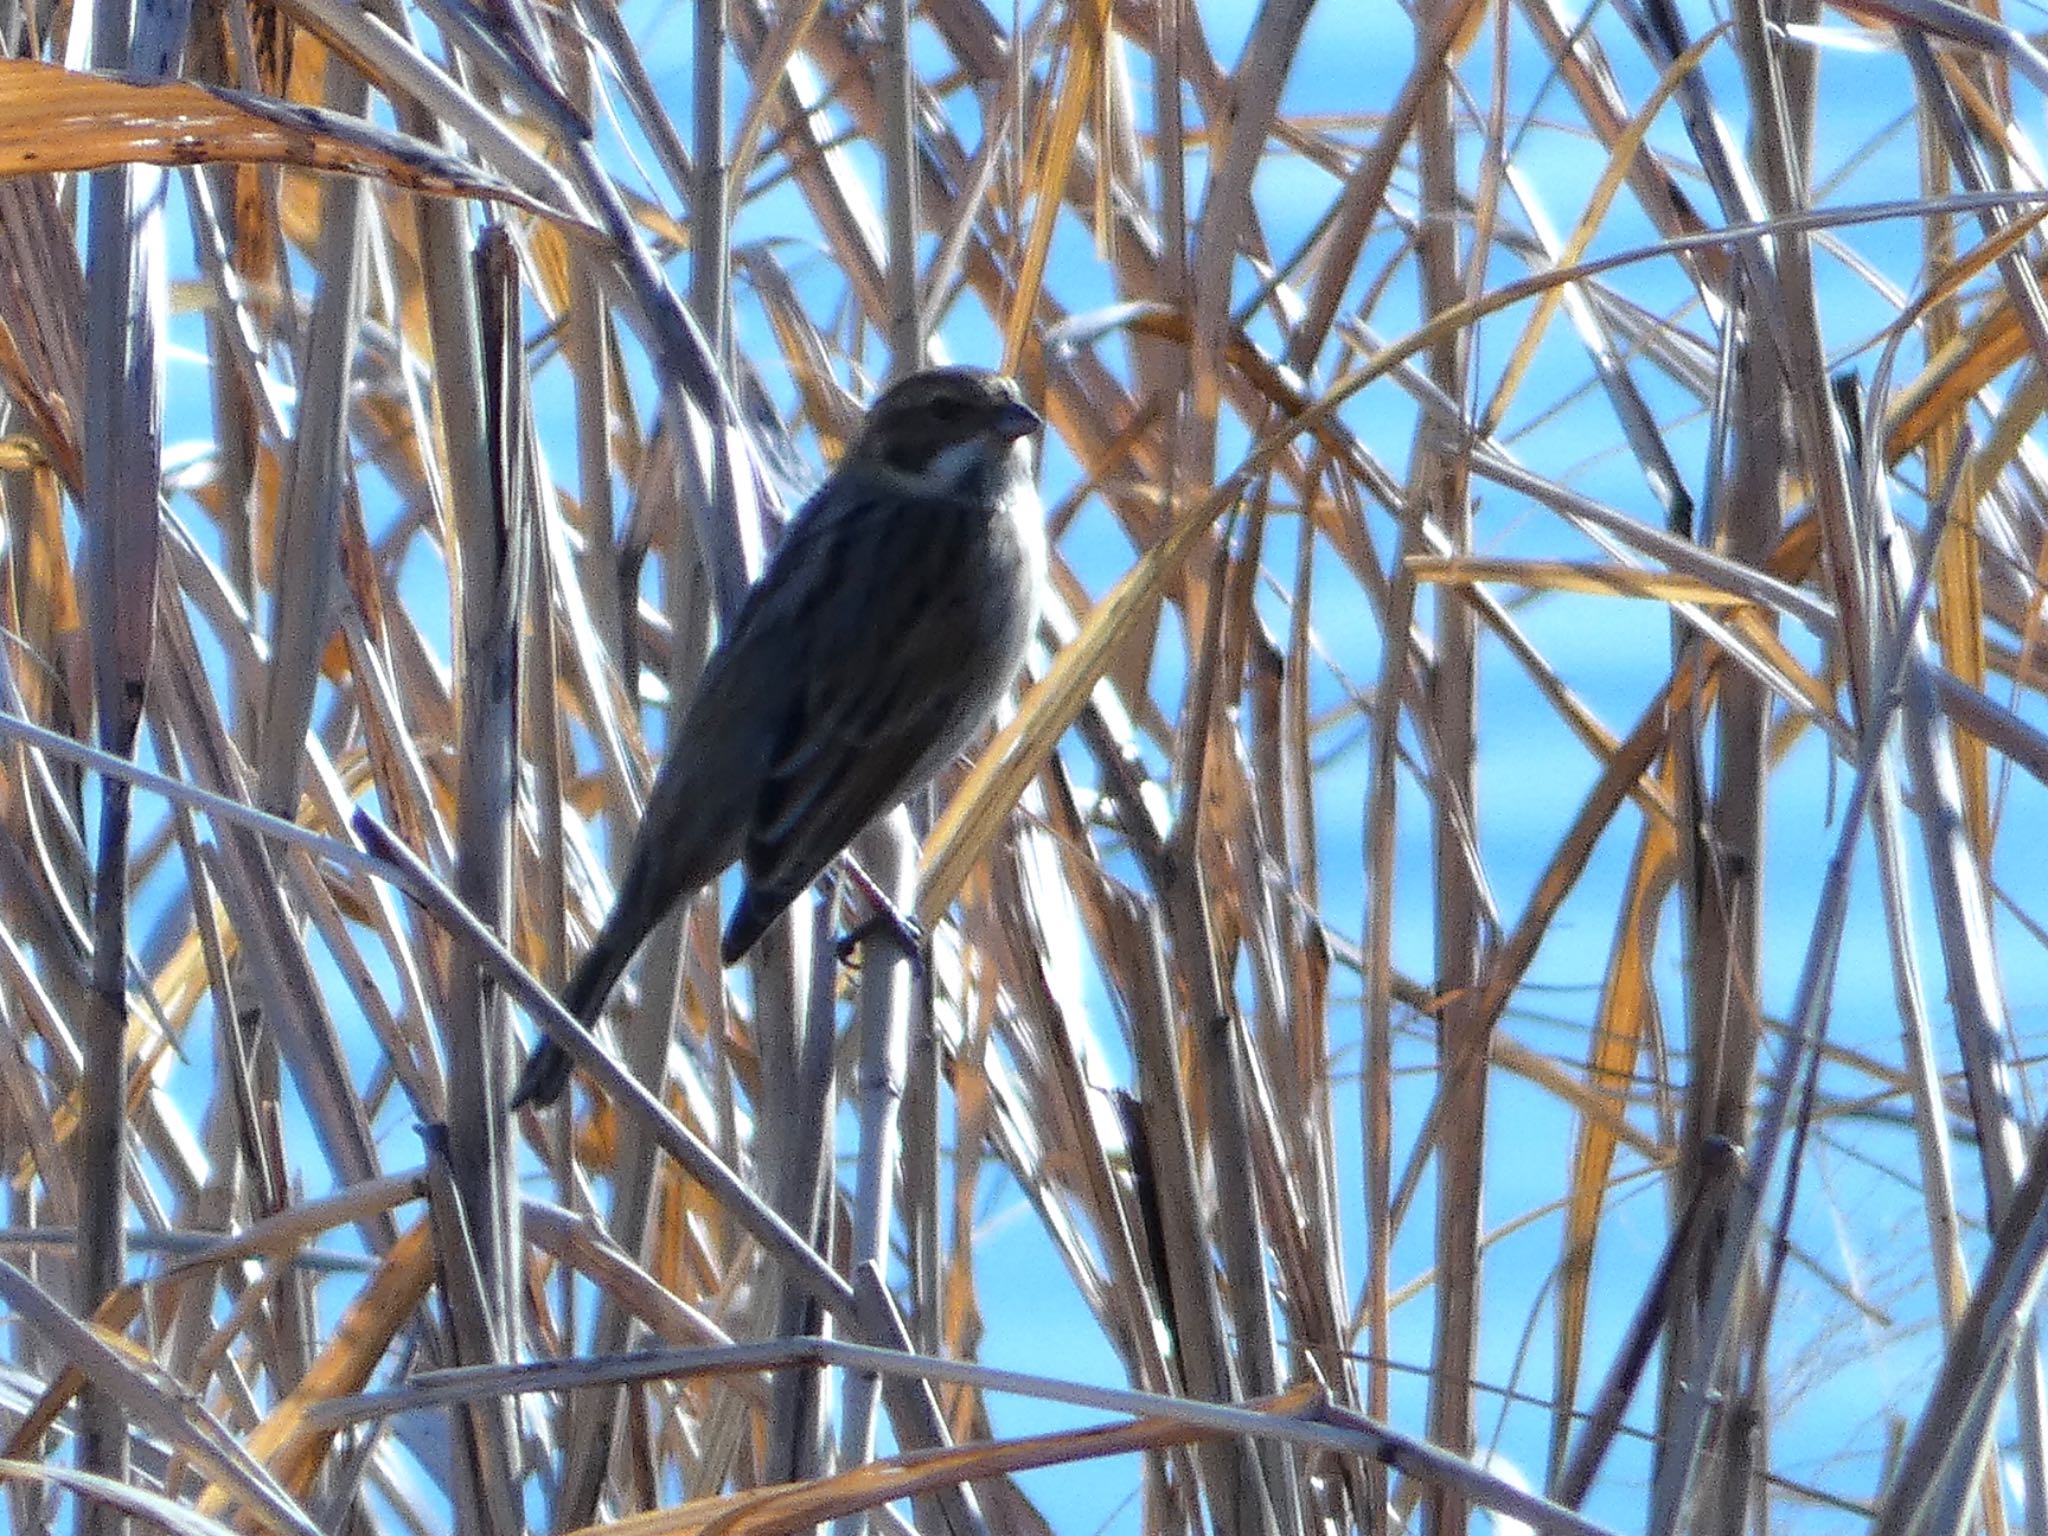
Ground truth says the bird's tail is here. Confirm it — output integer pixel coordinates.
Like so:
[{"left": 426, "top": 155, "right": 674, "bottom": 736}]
[
  {"left": 718, "top": 881, "right": 804, "bottom": 965},
  {"left": 508, "top": 935, "right": 624, "bottom": 1109},
  {"left": 511, "top": 764, "right": 756, "bottom": 1109}
]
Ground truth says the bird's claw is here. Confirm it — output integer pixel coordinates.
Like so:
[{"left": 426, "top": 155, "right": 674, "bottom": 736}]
[{"left": 835, "top": 906, "right": 927, "bottom": 970}]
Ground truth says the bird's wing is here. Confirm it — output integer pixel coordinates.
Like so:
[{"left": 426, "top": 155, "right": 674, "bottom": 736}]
[{"left": 731, "top": 484, "right": 986, "bottom": 926}]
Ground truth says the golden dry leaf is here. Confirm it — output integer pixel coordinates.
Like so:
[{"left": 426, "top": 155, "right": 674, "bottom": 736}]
[
  {"left": 587, "top": 1386, "right": 1325, "bottom": 1536},
  {"left": 1408, "top": 555, "right": 1764, "bottom": 608},
  {"left": 0, "top": 57, "right": 536, "bottom": 208},
  {"left": 209, "top": 1221, "right": 437, "bottom": 1506}
]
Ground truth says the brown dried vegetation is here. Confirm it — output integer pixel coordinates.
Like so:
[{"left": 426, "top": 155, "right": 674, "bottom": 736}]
[{"left": 0, "top": 1, "right": 2044, "bottom": 1534}]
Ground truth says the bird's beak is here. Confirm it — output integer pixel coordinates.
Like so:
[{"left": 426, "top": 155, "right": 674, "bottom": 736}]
[{"left": 994, "top": 400, "right": 1043, "bottom": 441}]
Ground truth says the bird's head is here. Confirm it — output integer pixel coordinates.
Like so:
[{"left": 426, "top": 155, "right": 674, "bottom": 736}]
[{"left": 847, "top": 366, "right": 1043, "bottom": 499}]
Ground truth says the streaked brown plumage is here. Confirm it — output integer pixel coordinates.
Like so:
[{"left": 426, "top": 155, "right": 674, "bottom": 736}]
[{"left": 512, "top": 366, "right": 1045, "bottom": 1109}]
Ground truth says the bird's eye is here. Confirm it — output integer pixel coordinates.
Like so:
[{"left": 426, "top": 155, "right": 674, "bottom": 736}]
[{"left": 927, "top": 396, "right": 967, "bottom": 423}]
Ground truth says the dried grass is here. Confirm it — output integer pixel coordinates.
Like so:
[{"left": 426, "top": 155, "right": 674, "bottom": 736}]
[{"left": 0, "top": 1, "right": 2044, "bottom": 1533}]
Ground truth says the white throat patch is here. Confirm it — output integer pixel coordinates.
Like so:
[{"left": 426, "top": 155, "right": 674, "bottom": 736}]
[{"left": 923, "top": 436, "right": 994, "bottom": 492}]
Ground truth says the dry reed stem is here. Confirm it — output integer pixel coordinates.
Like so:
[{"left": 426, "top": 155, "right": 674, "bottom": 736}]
[{"left": 0, "top": 3, "right": 2045, "bottom": 1535}]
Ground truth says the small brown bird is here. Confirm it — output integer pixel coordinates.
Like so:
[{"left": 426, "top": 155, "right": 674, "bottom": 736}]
[{"left": 512, "top": 366, "right": 1046, "bottom": 1109}]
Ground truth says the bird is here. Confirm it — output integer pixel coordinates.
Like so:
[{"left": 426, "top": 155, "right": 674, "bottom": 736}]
[{"left": 512, "top": 365, "right": 1046, "bottom": 1110}]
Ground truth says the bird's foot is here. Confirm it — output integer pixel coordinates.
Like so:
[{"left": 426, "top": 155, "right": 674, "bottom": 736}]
[{"left": 835, "top": 897, "right": 926, "bottom": 970}]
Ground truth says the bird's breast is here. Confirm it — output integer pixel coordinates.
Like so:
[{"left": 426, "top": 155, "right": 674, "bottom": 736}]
[{"left": 985, "top": 480, "right": 1046, "bottom": 651}]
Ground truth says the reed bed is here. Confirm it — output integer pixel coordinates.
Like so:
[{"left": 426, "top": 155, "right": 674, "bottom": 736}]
[{"left": 0, "top": 0, "right": 2043, "bottom": 1532}]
